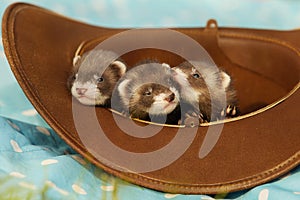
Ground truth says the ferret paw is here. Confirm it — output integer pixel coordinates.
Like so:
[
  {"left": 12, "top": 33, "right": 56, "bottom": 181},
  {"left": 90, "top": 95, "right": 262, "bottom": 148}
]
[
  {"left": 184, "top": 116, "right": 199, "bottom": 127},
  {"left": 182, "top": 111, "right": 205, "bottom": 127}
]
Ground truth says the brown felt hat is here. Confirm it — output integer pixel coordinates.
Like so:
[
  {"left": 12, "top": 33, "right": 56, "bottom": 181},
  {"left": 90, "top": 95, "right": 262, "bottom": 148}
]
[{"left": 2, "top": 2, "right": 300, "bottom": 194}]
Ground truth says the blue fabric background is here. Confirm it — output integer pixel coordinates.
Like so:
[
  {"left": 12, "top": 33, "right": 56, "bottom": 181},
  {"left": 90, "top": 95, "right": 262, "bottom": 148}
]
[
  {"left": 0, "top": 0, "right": 300, "bottom": 199},
  {"left": 1, "top": 0, "right": 300, "bottom": 126}
]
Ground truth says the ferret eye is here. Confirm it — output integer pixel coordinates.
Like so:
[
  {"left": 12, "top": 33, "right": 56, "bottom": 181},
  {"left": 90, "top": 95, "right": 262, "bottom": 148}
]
[
  {"left": 94, "top": 75, "right": 104, "bottom": 83},
  {"left": 96, "top": 77, "right": 104, "bottom": 83},
  {"left": 193, "top": 73, "right": 200, "bottom": 79},
  {"left": 144, "top": 91, "right": 152, "bottom": 96}
]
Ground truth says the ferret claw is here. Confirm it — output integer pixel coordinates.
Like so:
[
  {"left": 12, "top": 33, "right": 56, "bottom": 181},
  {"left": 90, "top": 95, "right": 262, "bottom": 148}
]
[
  {"left": 226, "top": 105, "right": 231, "bottom": 114},
  {"left": 199, "top": 113, "right": 204, "bottom": 120},
  {"left": 232, "top": 106, "right": 237, "bottom": 116},
  {"left": 191, "top": 112, "right": 198, "bottom": 117},
  {"left": 221, "top": 109, "right": 225, "bottom": 117},
  {"left": 225, "top": 105, "right": 239, "bottom": 118}
]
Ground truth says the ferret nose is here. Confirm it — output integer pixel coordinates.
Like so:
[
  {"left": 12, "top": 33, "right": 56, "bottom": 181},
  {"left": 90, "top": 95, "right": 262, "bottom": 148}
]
[
  {"left": 165, "top": 93, "right": 175, "bottom": 102},
  {"left": 76, "top": 88, "right": 87, "bottom": 95}
]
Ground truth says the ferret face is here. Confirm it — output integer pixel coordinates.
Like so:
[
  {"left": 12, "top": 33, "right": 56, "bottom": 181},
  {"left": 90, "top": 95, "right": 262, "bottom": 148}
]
[
  {"left": 173, "top": 61, "right": 238, "bottom": 122},
  {"left": 114, "top": 62, "right": 180, "bottom": 120},
  {"left": 69, "top": 60, "right": 126, "bottom": 106},
  {"left": 173, "top": 62, "right": 208, "bottom": 105},
  {"left": 129, "top": 83, "right": 179, "bottom": 116},
  {"left": 173, "top": 61, "right": 232, "bottom": 101}
]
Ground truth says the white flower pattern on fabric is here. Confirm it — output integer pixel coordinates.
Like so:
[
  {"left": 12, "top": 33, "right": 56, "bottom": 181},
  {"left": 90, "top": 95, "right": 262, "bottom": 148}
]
[
  {"left": 259, "top": 189, "right": 269, "bottom": 200},
  {"left": 10, "top": 139, "right": 22, "bottom": 152},
  {"left": 164, "top": 193, "right": 180, "bottom": 199},
  {"left": 9, "top": 171, "right": 26, "bottom": 178},
  {"left": 41, "top": 159, "right": 59, "bottom": 166},
  {"left": 100, "top": 185, "right": 114, "bottom": 192},
  {"left": 21, "top": 109, "right": 38, "bottom": 116},
  {"left": 200, "top": 197, "right": 215, "bottom": 200},
  {"left": 7, "top": 120, "right": 20, "bottom": 131},
  {"left": 36, "top": 126, "right": 51, "bottom": 136},
  {"left": 72, "top": 184, "right": 87, "bottom": 195},
  {"left": 45, "top": 180, "right": 69, "bottom": 196}
]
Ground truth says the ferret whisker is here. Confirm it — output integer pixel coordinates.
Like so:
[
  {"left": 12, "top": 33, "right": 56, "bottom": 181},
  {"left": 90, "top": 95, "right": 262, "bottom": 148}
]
[{"left": 54, "top": 80, "right": 70, "bottom": 84}]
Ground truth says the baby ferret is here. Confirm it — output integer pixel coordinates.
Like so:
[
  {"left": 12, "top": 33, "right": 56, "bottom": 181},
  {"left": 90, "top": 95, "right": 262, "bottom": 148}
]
[
  {"left": 68, "top": 49, "right": 127, "bottom": 107},
  {"left": 112, "top": 61, "right": 181, "bottom": 124},
  {"left": 173, "top": 61, "right": 239, "bottom": 125}
]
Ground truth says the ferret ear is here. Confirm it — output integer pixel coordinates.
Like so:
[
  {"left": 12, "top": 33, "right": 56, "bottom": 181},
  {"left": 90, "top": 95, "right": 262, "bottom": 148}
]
[
  {"left": 73, "top": 55, "right": 81, "bottom": 67},
  {"left": 162, "top": 63, "right": 171, "bottom": 68},
  {"left": 112, "top": 60, "right": 127, "bottom": 75},
  {"left": 162, "top": 63, "right": 172, "bottom": 74},
  {"left": 220, "top": 71, "right": 231, "bottom": 89}
]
